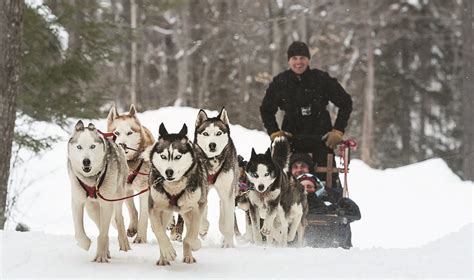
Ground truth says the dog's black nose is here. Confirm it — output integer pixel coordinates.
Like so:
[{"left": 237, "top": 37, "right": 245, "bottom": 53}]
[
  {"left": 83, "top": 158, "right": 91, "bottom": 166},
  {"left": 209, "top": 142, "right": 216, "bottom": 151},
  {"left": 165, "top": 169, "right": 174, "bottom": 178},
  {"left": 258, "top": 184, "right": 265, "bottom": 192}
]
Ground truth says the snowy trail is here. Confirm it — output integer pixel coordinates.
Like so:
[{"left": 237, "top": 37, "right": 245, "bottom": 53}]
[{"left": 2, "top": 224, "right": 472, "bottom": 278}]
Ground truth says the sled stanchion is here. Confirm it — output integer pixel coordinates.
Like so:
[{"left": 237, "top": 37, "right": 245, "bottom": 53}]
[
  {"left": 326, "top": 155, "right": 332, "bottom": 188},
  {"left": 314, "top": 153, "right": 345, "bottom": 189}
]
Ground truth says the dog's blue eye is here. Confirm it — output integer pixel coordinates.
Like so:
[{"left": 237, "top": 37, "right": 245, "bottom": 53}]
[
  {"left": 77, "top": 145, "right": 82, "bottom": 150},
  {"left": 175, "top": 155, "right": 182, "bottom": 160},
  {"left": 127, "top": 131, "right": 133, "bottom": 136},
  {"left": 90, "top": 144, "right": 95, "bottom": 149},
  {"left": 216, "top": 131, "right": 222, "bottom": 136},
  {"left": 160, "top": 154, "right": 166, "bottom": 159},
  {"left": 252, "top": 173, "right": 258, "bottom": 178},
  {"left": 203, "top": 132, "right": 209, "bottom": 136}
]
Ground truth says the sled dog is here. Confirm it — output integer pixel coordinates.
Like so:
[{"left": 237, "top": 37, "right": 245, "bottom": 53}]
[
  {"left": 194, "top": 108, "right": 239, "bottom": 248},
  {"left": 234, "top": 155, "right": 252, "bottom": 241},
  {"left": 67, "top": 121, "right": 131, "bottom": 262},
  {"left": 245, "top": 137, "right": 307, "bottom": 246},
  {"left": 107, "top": 104, "right": 155, "bottom": 243},
  {"left": 147, "top": 123, "right": 207, "bottom": 265}
]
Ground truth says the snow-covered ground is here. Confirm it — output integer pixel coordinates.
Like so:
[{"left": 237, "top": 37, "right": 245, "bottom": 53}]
[{"left": 1, "top": 107, "right": 473, "bottom": 278}]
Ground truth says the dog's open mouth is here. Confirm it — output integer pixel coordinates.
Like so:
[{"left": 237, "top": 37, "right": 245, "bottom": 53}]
[{"left": 82, "top": 166, "right": 92, "bottom": 173}]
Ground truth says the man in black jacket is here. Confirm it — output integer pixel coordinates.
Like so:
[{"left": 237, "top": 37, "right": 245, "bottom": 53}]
[{"left": 260, "top": 41, "right": 353, "bottom": 201}]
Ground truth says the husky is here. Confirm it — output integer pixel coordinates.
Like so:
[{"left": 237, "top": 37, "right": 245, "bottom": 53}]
[
  {"left": 67, "top": 121, "right": 131, "bottom": 262},
  {"left": 107, "top": 104, "right": 155, "bottom": 243},
  {"left": 194, "top": 108, "right": 239, "bottom": 248},
  {"left": 147, "top": 123, "right": 207, "bottom": 265},
  {"left": 234, "top": 155, "right": 252, "bottom": 241},
  {"left": 245, "top": 136, "right": 307, "bottom": 246}
]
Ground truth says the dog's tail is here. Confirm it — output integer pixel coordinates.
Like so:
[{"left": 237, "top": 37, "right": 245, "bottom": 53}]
[{"left": 271, "top": 136, "right": 290, "bottom": 173}]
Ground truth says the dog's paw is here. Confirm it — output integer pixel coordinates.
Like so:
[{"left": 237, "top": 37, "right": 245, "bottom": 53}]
[
  {"left": 287, "top": 232, "right": 296, "bottom": 242},
  {"left": 183, "top": 255, "right": 196, "bottom": 264},
  {"left": 133, "top": 236, "right": 147, "bottom": 244},
  {"left": 199, "top": 230, "right": 208, "bottom": 239},
  {"left": 156, "top": 258, "right": 171, "bottom": 266},
  {"left": 119, "top": 237, "right": 131, "bottom": 251},
  {"left": 127, "top": 227, "right": 137, "bottom": 238},
  {"left": 170, "top": 232, "right": 182, "bottom": 242},
  {"left": 76, "top": 235, "right": 91, "bottom": 251},
  {"left": 221, "top": 238, "right": 234, "bottom": 248},
  {"left": 93, "top": 251, "right": 110, "bottom": 263},
  {"left": 160, "top": 244, "right": 177, "bottom": 263},
  {"left": 261, "top": 227, "right": 272, "bottom": 236}
]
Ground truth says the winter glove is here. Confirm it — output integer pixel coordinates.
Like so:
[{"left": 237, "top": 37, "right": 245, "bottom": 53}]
[
  {"left": 270, "top": 130, "right": 293, "bottom": 141},
  {"left": 324, "top": 129, "right": 344, "bottom": 149}
]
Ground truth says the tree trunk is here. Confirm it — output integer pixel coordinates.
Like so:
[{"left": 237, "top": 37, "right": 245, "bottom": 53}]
[
  {"left": 462, "top": 0, "right": 473, "bottom": 180},
  {"left": 175, "top": 1, "right": 189, "bottom": 106},
  {"left": 0, "top": 0, "right": 23, "bottom": 229},
  {"left": 130, "top": 0, "right": 138, "bottom": 105},
  {"left": 361, "top": 0, "right": 374, "bottom": 165}
]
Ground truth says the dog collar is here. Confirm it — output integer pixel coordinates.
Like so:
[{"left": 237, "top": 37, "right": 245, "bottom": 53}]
[
  {"left": 164, "top": 189, "right": 185, "bottom": 207},
  {"left": 207, "top": 166, "right": 223, "bottom": 185},
  {"left": 76, "top": 164, "right": 107, "bottom": 199}
]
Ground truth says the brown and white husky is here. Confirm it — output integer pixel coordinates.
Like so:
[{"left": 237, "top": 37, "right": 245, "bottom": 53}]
[{"left": 107, "top": 104, "right": 155, "bottom": 243}]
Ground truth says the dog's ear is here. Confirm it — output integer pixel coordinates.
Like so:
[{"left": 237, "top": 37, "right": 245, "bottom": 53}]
[
  {"left": 218, "top": 107, "right": 229, "bottom": 125},
  {"left": 107, "top": 105, "right": 119, "bottom": 123},
  {"left": 265, "top": 148, "right": 271, "bottom": 158},
  {"left": 75, "top": 120, "right": 84, "bottom": 131},
  {"left": 195, "top": 109, "right": 208, "bottom": 128},
  {"left": 129, "top": 104, "right": 137, "bottom": 117},
  {"left": 251, "top": 148, "right": 257, "bottom": 159},
  {"left": 87, "top": 123, "right": 96, "bottom": 130},
  {"left": 159, "top": 123, "right": 168, "bottom": 136},
  {"left": 178, "top": 124, "right": 188, "bottom": 137}
]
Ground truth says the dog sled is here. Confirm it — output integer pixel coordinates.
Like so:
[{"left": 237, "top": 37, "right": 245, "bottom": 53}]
[{"left": 299, "top": 138, "right": 359, "bottom": 226}]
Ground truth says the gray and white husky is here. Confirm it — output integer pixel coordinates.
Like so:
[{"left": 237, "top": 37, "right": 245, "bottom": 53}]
[
  {"left": 194, "top": 108, "right": 239, "bottom": 248},
  {"left": 147, "top": 123, "right": 207, "bottom": 265},
  {"left": 67, "top": 121, "right": 131, "bottom": 262},
  {"left": 245, "top": 136, "right": 307, "bottom": 246},
  {"left": 107, "top": 104, "right": 155, "bottom": 243}
]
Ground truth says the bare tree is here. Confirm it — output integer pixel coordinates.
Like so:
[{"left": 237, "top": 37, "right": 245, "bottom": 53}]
[
  {"left": 0, "top": 0, "right": 23, "bottom": 229},
  {"left": 130, "top": 0, "right": 138, "bottom": 105},
  {"left": 462, "top": 0, "right": 473, "bottom": 180},
  {"left": 361, "top": 0, "right": 375, "bottom": 165}
]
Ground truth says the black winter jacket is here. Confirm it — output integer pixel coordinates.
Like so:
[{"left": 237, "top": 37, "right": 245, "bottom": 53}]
[{"left": 260, "top": 67, "right": 352, "bottom": 143}]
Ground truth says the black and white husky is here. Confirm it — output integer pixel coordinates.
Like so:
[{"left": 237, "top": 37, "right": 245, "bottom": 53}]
[
  {"left": 245, "top": 137, "right": 307, "bottom": 246},
  {"left": 194, "top": 108, "right": 239, "bottom": 248},
  {"left": 147, "top": 123, "right": 207, "bottom": 265},
  {"left": 67, "top": 121, "right": 131, "bottom": 262}
]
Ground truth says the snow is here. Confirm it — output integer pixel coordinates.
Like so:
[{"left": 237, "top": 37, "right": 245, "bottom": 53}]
[{"left": 2, "top": 106, "right": 473, "bottom": 278}]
